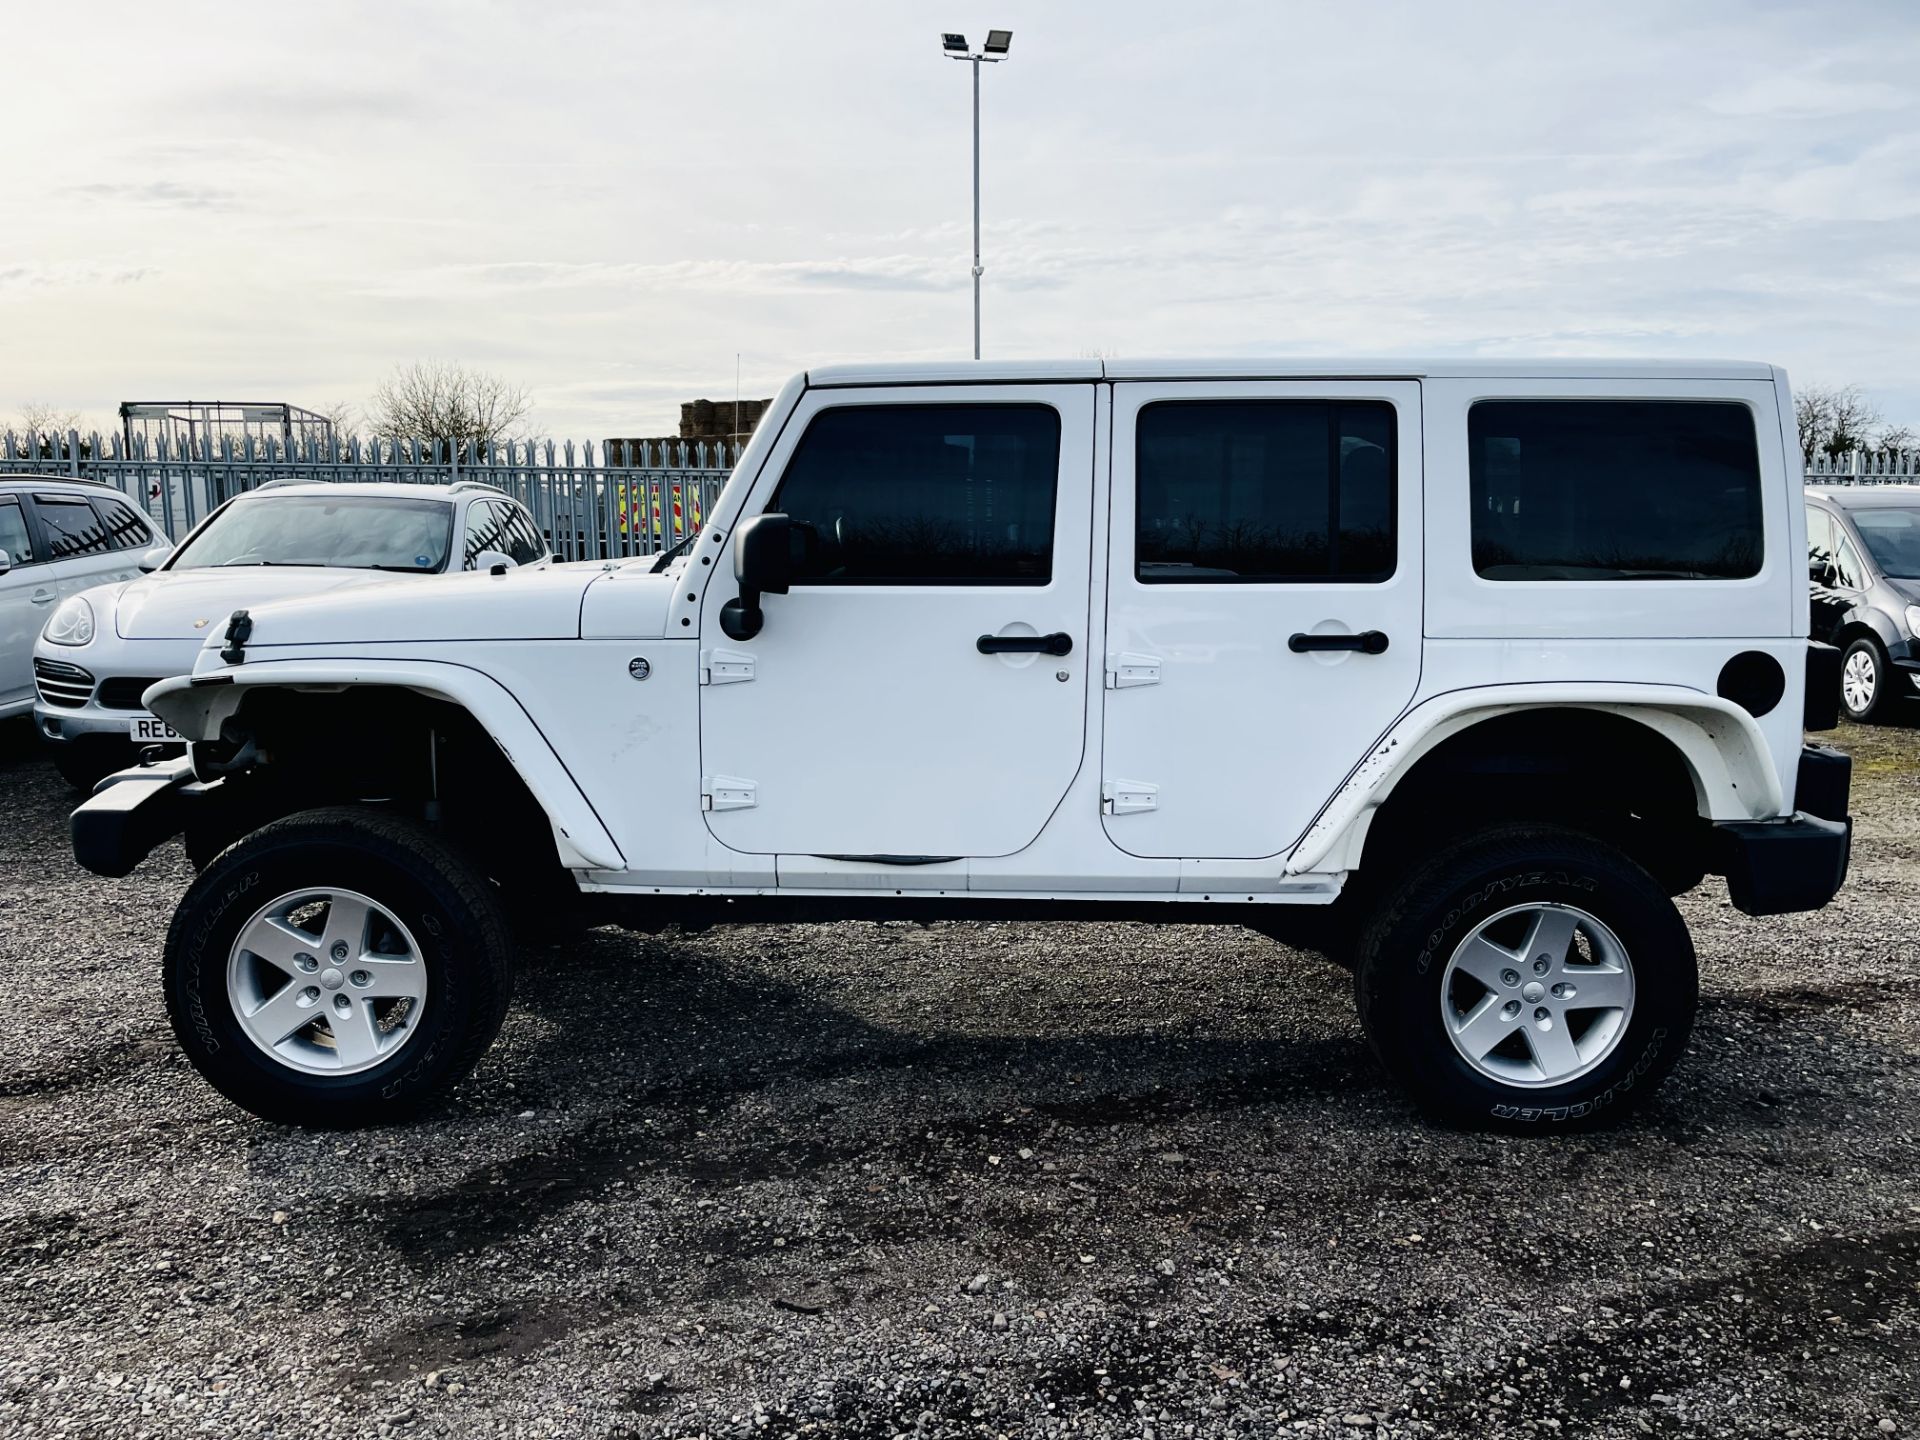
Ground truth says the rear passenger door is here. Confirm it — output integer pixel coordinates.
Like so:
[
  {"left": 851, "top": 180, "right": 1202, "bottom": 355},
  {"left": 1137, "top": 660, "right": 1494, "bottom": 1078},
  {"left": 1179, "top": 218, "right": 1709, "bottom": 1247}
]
[
  {"left": 29, "top": 492, "right": 145, "bottom": 598},
  {"left": 1102, "top": 382, "right": 1424, "bottom": 858}
]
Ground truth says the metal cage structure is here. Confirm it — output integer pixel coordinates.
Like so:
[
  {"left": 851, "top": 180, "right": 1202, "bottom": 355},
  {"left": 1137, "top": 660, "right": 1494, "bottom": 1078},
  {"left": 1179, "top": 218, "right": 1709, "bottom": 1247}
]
[{"left": 120, "top": 401, "right": 334, "bottom": 458}]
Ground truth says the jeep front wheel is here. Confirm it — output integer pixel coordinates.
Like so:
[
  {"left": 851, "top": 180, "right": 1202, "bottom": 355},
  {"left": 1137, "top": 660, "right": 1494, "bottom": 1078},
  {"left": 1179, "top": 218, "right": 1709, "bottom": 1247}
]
[
  {"left": 162, "top": 807, "right": 515, "bottom": 1126},
  {"left": 1353, "top": 824, "right": 1695, "bottom": 1132}
]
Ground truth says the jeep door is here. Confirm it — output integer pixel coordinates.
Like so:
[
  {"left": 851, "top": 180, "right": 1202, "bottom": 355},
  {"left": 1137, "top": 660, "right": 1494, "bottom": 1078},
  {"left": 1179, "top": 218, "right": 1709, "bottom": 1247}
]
[
  {"left": 699, "top": 383, "right": 1095, "bottom": 858},
  {"left": 1100, "top": 381, "right": 1424, "bottom": 859}
]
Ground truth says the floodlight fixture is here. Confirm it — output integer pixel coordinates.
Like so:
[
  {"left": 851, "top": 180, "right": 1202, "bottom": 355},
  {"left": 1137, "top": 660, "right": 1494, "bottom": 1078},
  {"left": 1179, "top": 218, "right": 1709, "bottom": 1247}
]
[{"left": 939, "top": 27, "right": 1016, "bottom": 358}]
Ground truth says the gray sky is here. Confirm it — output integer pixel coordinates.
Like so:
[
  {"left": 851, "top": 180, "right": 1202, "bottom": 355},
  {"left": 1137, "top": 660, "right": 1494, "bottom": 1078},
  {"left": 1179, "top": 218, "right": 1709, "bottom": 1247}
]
[{"left": 6, "top": 0, "right": 1919, "bottom": 438}]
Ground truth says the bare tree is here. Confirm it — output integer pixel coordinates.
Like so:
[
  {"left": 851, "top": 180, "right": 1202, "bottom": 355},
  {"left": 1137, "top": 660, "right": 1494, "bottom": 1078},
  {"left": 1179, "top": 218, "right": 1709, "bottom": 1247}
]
[
  {"left": 1794, "top": 382, "right": 1917, "bottom": 461},
  {"left": 366, "top": 361, "right": 532, "bottom": 452},
  {"left": 12, "top": 401, "right": 85, "bottom": 437},
  {"left": 317, "top": 399, "right": 360, "bottom": 437},
  {"left": 9, "top": 401, "right": 99, "bottom": 459}
]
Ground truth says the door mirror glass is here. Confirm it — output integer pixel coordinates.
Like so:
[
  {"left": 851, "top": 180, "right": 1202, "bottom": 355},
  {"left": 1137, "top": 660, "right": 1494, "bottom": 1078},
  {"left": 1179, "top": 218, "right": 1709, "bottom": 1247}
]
[
  {"left": 720, "top": 513, "right": 793, "bottom": 641},
  {"left": 137, "top": 544, "right": 172, "bottom": 574},
  {"left": 0, "top": 548, "right": 11, "bottom": 577}
]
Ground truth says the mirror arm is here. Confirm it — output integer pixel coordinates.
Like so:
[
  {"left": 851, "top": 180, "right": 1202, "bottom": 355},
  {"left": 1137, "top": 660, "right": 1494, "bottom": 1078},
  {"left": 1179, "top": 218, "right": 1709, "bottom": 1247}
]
[{"left": 719, "top": 588, "right": 764, "bottom": 641}]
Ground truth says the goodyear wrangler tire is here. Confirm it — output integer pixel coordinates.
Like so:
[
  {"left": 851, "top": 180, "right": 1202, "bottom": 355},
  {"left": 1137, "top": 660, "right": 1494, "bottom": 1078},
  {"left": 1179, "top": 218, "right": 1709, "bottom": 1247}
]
[
  {"left": 162, "top": 807, "right": 514, "bottom": 1127},
  {"left": 1354, "top": 823, "right": 1695, "bottom": 1133}
]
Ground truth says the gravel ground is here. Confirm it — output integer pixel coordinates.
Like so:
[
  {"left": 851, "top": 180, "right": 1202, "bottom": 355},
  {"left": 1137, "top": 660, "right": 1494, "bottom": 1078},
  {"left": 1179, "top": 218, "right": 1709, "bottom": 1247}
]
[{"left": 1, "top": 717, "right": 1915, "bottom": 1440}]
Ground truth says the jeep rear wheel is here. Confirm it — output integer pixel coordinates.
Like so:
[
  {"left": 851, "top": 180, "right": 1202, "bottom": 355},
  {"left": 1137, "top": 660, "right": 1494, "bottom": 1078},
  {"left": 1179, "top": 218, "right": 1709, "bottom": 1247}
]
[
  {"left": 1354, "top": 823, "right": 1695, "bottom": 1132},
  {"left": 163, "top": 807, "right": 514, "bottom": 1126}
]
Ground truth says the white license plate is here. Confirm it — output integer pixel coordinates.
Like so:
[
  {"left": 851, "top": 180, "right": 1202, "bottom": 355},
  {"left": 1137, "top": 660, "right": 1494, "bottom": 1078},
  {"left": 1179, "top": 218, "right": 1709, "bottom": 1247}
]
[{"left": 128, "top": 715, "right": 182, "bottom": 743}]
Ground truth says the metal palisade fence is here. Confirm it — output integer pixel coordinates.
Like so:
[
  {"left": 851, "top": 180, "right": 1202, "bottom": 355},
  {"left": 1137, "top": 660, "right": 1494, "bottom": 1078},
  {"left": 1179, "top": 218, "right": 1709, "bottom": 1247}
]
[
  {"left": 0, "top": 430, "right": 742, "bottom": 561},
  {"left": 1805, "top": 450, "right": 1920, "bottom": 484}
]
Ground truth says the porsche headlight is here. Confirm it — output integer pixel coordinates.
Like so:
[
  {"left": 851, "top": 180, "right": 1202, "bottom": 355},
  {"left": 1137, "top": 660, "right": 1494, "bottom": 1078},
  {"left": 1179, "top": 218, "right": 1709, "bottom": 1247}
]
[
  {"left": 43, "top": 595, "right": 95, "bottom": 647},
  {"left": 1905, "top": 604, "right": 1920, "bottom": 639}
]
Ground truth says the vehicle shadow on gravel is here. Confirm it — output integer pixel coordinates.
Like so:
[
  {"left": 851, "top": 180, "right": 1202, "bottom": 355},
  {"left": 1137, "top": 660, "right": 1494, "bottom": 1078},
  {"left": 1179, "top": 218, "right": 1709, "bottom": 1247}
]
[
  {"left": 324, "top": 914, "right": 1905, "bottom": 1273},
  {"left": 359, "top": 924, "right": 1383, "bottom": 1254}
]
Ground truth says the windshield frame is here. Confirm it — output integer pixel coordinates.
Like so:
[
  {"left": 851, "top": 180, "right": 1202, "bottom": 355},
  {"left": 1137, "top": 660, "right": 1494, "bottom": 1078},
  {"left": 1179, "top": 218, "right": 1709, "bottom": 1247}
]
[
  {"left": 1847, "top": 505, "right": 1920, "bottom": 581},
  {"left": 163, "top": 493, "right": 458, "bottom": 574}
]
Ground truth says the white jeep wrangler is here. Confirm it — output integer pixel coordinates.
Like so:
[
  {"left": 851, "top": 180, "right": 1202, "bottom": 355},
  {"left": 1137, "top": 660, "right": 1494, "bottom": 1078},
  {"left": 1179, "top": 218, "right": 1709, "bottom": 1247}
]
[{"left": 72, "top": 359, "right": 1852, "bottom": 1132}]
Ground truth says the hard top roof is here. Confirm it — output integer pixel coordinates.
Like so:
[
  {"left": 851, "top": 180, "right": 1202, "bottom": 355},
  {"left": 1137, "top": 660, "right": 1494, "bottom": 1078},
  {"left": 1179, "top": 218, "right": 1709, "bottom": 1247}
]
[{"left": 804, "top": 357, "right": 1779, "bottom": 387}]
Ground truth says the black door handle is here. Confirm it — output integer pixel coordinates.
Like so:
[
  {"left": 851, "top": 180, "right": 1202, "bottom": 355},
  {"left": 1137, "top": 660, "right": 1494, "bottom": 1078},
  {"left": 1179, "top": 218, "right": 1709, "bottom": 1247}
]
[
  {"left": 1289, "top": 630, "right": 1389, "bottom": 655},
  {"left": 977, "top": 632, "right": 1074, "bottom": 656}
]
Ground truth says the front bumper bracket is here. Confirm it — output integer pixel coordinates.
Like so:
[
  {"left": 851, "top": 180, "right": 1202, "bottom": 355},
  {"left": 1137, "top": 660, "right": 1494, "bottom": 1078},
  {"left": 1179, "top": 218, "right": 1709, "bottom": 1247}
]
[{"left": 70, "top": 756, "right": 218, "bottom": 878}]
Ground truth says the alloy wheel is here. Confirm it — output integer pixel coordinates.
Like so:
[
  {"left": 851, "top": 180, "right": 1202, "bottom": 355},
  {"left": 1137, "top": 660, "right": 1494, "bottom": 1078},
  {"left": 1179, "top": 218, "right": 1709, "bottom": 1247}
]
[
  {"left": 225, "top": 887, "right": 428, "bottom": 1076},
  {"left": 1438, "top": 902, "right": 1635, "bottom": 1088}
]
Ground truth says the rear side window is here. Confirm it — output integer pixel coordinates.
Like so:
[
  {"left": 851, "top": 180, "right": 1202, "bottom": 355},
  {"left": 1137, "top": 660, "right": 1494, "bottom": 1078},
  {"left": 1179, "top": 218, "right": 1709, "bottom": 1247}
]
[
  {"left": 462, "top": 501, "right": 508, "bottom": 569},
  {"left": 96, "top": 496, "right": 153, "bottom": 551},
  {"left": 1135, "top": 400, "right": 1396, "bottom": 582},
  {"left": 33, "top": 495, "right": 112, "bottom": 559},
  {"left": 1469, "top": 401, "right": 1763, "bottom": 580},
  {"left": 771, "top": 404, "right": 1061, "bottom": 584},
  {"left": 1806, "top": 505, "right": 1834, "bottom": 572},
  {"left": 0, "top": 499, "right": 33, "bottom": 565},
  {"left": 495, "top": 503, "right": 546, "bottom": 564}
]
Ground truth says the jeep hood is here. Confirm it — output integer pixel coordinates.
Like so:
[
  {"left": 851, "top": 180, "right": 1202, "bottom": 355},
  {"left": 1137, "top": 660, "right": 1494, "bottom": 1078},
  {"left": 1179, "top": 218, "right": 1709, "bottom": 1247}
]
[
  {"left": 114, "top": 567, "right": 409, "bottom": 640},
  {"left": 221, "top": 562, "right": 618, "bottom": 648}
]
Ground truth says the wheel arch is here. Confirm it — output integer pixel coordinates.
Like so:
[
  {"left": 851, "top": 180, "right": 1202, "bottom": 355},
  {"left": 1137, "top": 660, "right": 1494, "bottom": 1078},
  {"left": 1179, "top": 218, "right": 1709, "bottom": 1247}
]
[
  {"left": 1289, "top": 686, "right": 1783, "bottom": 879},
  {"left": 145, "top": 660, "right": 623, "bottom": 871}
]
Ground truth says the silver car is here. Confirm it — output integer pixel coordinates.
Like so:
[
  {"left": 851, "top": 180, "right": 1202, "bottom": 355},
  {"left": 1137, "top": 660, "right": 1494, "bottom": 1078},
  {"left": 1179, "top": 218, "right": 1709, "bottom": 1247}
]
[
  {"left": 32, "top": 480, "right": 547, "bottom": 788},
  {"left": 2, "top": 477, "right": 170, "bottom": 728}
]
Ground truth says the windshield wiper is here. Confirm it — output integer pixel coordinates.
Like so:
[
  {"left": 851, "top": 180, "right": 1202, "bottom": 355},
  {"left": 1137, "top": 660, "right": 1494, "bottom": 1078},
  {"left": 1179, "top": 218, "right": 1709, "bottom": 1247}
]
[
  {"left": 214, "top": 560, "right": 280, "bottom": 567},
  {"left": 650, "top": 531, "right": 699, "bottom": 573}
]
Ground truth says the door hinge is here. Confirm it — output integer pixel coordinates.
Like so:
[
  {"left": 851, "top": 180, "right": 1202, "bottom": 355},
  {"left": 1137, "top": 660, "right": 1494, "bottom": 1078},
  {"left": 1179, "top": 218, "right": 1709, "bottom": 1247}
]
[
  {"left": 702, "top": 775, "right": 757, "bottom": 811},
  {"left": 1105, "top": 651, "right": 1162, "bottom": 688},
  {"left": 700, "top": 647, "right": 756, "bottom": 685},
  {"left": 1102, "top": 779, "right": 1159, "bottom": 815}
]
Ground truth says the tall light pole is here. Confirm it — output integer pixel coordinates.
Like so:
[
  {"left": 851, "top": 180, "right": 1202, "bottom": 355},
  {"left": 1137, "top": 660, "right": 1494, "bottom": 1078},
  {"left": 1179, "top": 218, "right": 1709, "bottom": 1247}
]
[{"left": 942, "top": 29, "right": 1011, "bottom": 360}]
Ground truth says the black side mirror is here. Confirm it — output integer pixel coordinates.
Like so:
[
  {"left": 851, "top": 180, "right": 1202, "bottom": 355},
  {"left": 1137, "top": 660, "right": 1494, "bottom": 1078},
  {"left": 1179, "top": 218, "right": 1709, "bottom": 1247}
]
[{"left": 719, "top": 513, "right": 792, "bottom": 641}]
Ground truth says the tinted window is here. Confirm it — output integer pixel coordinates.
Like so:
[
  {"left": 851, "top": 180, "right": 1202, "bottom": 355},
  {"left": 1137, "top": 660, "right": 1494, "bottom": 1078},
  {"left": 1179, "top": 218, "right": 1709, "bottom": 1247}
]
[
  {"left": 1834, "top": 532, "right": 1865, "bottom": 590},
  {"left": 772, "top": 404, "right": 1061, "bottom": 584},
  {"left": 1806, "top": 505, "right": 1834, "bottom": 573},
  {"left": 96, "top": 496, "right": 153, "bottom": 551},
  {"left": 34, "top": 495, "right": 113, "bottom": 559},
  {"left": 496, "top": 503, "right": 546, "bottom": 564},
  {"left": 462, "top": 501, "right": 509, "bottom": 568},
  {"left": 1136, "top": 401, "right": 1395, "bottom": 582},
  {"left": 1469, "top": 401, "right": 1763, "bottom": 580},
  {"left": 0, "top": 499, "right": 32, "bottom": 566},
  {"left": 169, "top": 496, "right": 455, "bottom": 573},
  {"left": 1850, "top": 507, "right": 1920, "bottom": 580}
]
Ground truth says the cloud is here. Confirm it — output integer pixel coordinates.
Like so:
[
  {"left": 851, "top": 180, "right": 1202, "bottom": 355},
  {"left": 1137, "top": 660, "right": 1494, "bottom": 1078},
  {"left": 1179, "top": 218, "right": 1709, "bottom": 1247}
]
[
  {"left": 0, "top": 264, "right": 153, "bottom": 294},
  {"left": 64, "top": 181, "right": 237, "bottom": 211},
  {"left": 361, "top": 255, "right": 1006, "bottom": 300}
]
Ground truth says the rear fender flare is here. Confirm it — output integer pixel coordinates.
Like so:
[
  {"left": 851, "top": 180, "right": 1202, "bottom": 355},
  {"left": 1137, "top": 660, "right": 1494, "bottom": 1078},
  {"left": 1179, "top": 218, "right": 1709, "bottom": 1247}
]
[{"left": 1287, "top": 684, "right": 1783, "bottom": 877}]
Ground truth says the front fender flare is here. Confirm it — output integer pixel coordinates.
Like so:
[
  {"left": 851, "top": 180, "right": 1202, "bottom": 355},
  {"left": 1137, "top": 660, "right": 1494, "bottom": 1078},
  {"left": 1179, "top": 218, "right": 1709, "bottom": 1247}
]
[
  {"left": 1286, "top": 683, "right": 1784, "bottom": 877},
  {"left": 144, "top": 658, "right": 624, "bottom": 871}
]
